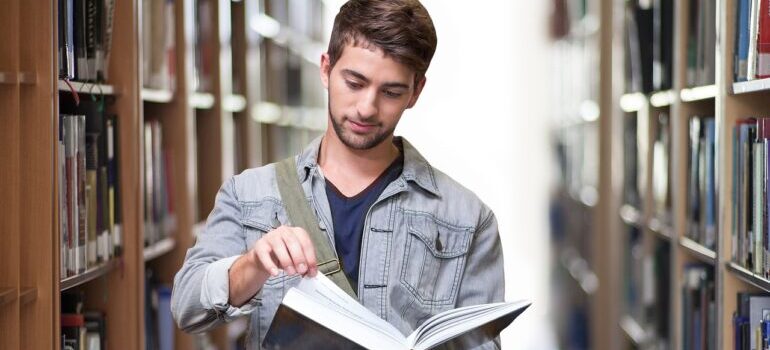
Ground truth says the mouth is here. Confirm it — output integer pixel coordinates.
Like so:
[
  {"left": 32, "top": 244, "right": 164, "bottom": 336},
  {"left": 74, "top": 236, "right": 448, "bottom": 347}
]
[{"left": 347, "top": 119, "right": 378, "bottom": 133}]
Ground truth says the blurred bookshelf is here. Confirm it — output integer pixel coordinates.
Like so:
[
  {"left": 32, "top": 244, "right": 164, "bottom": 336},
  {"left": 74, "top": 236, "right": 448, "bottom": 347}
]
[{"left": 551, "top": 0, "right": 770, "bottom": 349}]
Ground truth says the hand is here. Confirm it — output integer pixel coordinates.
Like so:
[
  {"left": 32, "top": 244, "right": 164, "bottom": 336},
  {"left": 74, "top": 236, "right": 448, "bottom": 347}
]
[{"left": 250, "top": 225, "right": 318, "bottom": 277}]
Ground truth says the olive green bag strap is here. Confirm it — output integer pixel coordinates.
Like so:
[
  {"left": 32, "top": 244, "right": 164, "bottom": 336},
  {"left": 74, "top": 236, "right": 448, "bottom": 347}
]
[{"left": 275, "top": 157, "right": 357, "bottom": 298}]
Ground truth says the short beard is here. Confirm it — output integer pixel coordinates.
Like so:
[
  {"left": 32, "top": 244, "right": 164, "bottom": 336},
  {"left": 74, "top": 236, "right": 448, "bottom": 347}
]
[{"left": 328, "top": 102, "right": 394, "bottom": 151}]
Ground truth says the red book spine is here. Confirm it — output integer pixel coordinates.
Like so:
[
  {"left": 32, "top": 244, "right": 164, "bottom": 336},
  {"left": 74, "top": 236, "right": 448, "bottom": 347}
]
[{"left": 758, "top": 0, "right": 770, "bottom": 77}]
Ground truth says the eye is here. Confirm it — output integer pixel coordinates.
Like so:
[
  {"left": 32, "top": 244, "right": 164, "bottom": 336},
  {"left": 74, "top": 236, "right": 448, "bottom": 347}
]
[
  {"left": 383, "top": 90, "right": 403, "bottom": 99},
  {"left": 345, "top": 80, "right": 363, "bottom": 90}
]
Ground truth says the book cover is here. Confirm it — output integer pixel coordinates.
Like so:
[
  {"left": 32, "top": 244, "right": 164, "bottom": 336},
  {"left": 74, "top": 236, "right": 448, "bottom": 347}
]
[
  {"left": 757, "top": 0, "right": 770, "bottom": 77},
  {"left": 736, "top": 0, "right": 752, "bottom": 81}
]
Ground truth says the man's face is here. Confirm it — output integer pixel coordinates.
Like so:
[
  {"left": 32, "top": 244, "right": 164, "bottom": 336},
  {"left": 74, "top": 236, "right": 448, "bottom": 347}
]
[{"left": 321, "top": 44, "right": 425, "bottom": 150}]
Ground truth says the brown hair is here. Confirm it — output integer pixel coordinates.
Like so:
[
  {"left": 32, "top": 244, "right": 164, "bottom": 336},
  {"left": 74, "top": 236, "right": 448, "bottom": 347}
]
[{"left": 327, "top": 0, "right": 438, "bottom": 83}]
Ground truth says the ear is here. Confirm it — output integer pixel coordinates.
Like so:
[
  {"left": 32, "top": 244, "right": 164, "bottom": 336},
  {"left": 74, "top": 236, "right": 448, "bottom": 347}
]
[
  {"left": 320, "top": 53, "right": 331, "bottom": 89},
  {"left": 406, "top": 76, "right": 427, "bottom": 109}
]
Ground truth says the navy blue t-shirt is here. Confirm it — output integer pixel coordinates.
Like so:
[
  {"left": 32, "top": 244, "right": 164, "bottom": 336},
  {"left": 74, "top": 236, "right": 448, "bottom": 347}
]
[{"left": 325, "top": 153, "right": 403, "bottom": 287}]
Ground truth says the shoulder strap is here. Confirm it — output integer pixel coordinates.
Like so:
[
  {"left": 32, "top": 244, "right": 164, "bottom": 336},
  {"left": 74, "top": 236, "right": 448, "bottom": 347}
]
[{"left": 275, "top": 157, "right": 357, "bottom": 298}]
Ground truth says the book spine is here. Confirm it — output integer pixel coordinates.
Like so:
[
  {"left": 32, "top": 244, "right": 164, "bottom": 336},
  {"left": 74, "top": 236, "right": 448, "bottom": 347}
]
[
  {"left": 63, "top": 116, "right": 78, "bottom": 276},
  {"left": 102, "top": 0, "right": 116, "bottom": 81},
  {"left": 165, "top": 0, "right": 176, "bottom": 92},
  {"left": 74, "top": 0, "right": 87, "bottom": 81},
  {"left": 86, "top": 132, "right": 98, "bottom": 266},
  {"left": 738, "top": 0, "right": 752, "bottom": 81},
  {"left": 705, "top": 119, "right": 716, "bottom": 248},
  {"left": 749, "top": 0, "right": 761, "bottom": 79},
  {"left": 755, "top": 139, "right": 764, "bottom": 274},
  {"left": 85, "top": 0, "right": 98, "bottom": 81},
  {"left": 77, "top": 115, "right": 87, "bottom": 273},
  {"left": 107, "top": 115, "right": 122, "bottom": 256},
  {"left": 757, "top": 0, "right": 770, "bottom": 77}
]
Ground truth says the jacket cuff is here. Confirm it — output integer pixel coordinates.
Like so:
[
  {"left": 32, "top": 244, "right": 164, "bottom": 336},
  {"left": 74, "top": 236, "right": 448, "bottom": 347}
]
[{"left": 200, "top": 255, "right": 261, "bottom": 320}]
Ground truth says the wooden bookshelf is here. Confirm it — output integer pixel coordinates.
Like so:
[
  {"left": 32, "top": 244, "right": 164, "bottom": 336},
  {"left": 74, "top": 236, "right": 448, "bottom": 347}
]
[
  {"left": 553, "top": 0, "right": 770, "bottom": 348},
  {"left": 1, "top": 0, "right": 329, "bottom": 348}
]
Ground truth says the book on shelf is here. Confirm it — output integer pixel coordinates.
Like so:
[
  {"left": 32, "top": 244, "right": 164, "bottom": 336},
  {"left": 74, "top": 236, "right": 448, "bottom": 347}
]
[
  {"left": 732, "top": 118, "right": 770, "bottom": 276},
  {"left": 57, "top": 0, "right": 115, "bottom": 82},
  {"left": 735, "top": 0, "right": 770, "bottom": 81},
  {"left": 623, "top": 112, "right": 641, "bottom": 208},
  {"left": 652, "top": 112, "right": 672, "bottom": 224},
  {"left": 733, "top": 292, "right": 770, "bottom": 350},
  {"left": 143, "top": 120, "right": 175, "bottom": 246},
  {"left": 625, "top": 0, "right": 673, "bottom": 93},
  {"left": 262, "top": 274, "right": 530, "bottom": 350},
  {"left": 62, "top": 292, "right": 107, "bottom": 350},
  {"left": 687, "top": 116, "right": 716, "bottom": 250},
  {"left": 686, "top": 0, "right": 716, "bottom": 86},
  {"left": 681, "top": 265, "right": 716, "bottom": 350},
  {"left": 193, "top": 0, "right": 214, "bottom": 92},
  {"left": 141, "top": 0, "right": 176, "bottom": 91},
  {"left": 59, "top": 98, "right": 122, "bottom": 278},
  {"left": 145, "top": 269, "right": 174, "bottom": 350}
]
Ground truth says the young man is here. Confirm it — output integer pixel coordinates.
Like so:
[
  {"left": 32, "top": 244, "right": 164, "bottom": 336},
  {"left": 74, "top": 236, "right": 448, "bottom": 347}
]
[{"left": 171, "top": 0, "right": 505, "bottom": 348}]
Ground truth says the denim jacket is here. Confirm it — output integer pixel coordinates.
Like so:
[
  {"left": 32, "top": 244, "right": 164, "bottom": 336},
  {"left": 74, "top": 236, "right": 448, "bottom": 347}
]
[{"left": 171, "top": 136, "right": 505, "bottom": 349}]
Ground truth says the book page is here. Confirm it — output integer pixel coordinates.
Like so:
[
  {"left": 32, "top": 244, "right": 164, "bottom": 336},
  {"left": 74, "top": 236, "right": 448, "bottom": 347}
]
[
  {"left": 410, "top": 300, "right": 531, "bottom": 350},
  {"left": 284, "top": 275, "right": 406, "bottom": 346}
]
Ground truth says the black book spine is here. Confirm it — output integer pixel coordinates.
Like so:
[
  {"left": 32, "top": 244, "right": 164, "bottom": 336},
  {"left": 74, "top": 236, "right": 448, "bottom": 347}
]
[{"left": 74, "top": 0, "right": 87, "bottom": 80}]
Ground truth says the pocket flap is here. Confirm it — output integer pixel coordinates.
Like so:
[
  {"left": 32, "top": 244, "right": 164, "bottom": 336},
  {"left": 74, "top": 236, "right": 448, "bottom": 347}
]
[
  {"left": 407, "top": 213, "right": 472, "bottom": 258},
  {"left": 241, "top": 200, "right": 283, "bottom": 232}
]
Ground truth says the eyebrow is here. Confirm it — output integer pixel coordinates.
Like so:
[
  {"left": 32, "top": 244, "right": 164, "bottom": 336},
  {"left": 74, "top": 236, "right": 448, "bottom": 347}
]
[{"left": 341, "top": 69, "right": 411, "bottom": 90}]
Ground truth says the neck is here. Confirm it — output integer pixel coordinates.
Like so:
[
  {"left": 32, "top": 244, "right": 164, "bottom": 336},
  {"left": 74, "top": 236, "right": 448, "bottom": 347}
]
[{"left": 318, "top": 130, "right": 399, "bottom": 189}]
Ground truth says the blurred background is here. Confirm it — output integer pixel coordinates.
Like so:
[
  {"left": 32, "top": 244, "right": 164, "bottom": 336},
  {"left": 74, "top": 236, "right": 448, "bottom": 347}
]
[{"left": 6, "top": 0, "right": 770, "bottom": 348}]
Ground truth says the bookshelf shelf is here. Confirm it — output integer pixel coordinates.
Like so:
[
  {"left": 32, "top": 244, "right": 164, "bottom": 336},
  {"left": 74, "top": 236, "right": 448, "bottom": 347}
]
[
  {"left": 647, "top": 217, "right": 673, "bottom": 242},
  {"left": 253, "top": 13, "right": 325, "bottom": 66},
  {"left": 141, "top": 88, "right": 174, "bottom": 103},
  {"left": 251, "top": 102, "right": 327, "bottom": 131},
  {"left": 0, "top": 288, "right": 16, "bottom": 307},
  {"left": 732, "top": 78, "right": 770, "bottom": 95},
  {"left": 57, "top": 79, "right": 117, "bottom": 95},
  {"left": 620, "top": 92, "right": 646, "bottom": 113},
  {"left": 619, "top": 204, "right": 643, "bottom": 227},
  {"left": 19, "top": 288, "right": 36, "bottom": 305},
  {"left": 726, "top": 262, "right": 770, "bottom": 293},
  {"left": 679, "top": 84, "right": 717, "bottom": 102},
  {"left": 143, "top": 237, "right": 176, "bottom": 262},
  {"left": 679, "top": 237, "right": 717, "bottom": 264},
  {"left": 649, "top": 90, "right": 677, "bottom": 107},
  {"left": 60, "top": 259, "right": 118, "bottom": 292},
  {"left": 619, "top": 314, "right": 648, "bottom": 346},
  {"left": 223, "top": 94, "right": 247, "bottom": 113},
  {"left": 560, "top": 249, "right": 599, "bottom": 295},
  {"left": 190, "top": 92, "right": 215, "bottom": 109}
]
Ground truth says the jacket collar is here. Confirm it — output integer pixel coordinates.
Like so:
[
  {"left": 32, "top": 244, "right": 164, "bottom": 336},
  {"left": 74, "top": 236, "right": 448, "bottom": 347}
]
[{"left": 297, "top": 135, "right": 440, "bottom": 197}]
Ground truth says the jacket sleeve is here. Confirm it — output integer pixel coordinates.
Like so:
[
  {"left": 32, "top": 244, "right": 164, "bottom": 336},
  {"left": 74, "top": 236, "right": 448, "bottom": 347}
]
[
  {"left": 171, "top": 177, "right": 261, "bottom": 333},
  {"left": 452, "top": 209, "right": 505, "bottom": 349}
]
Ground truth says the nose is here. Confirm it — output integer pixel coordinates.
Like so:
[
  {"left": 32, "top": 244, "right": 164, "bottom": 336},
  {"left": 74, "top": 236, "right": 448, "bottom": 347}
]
[{"left": 356, "top": 88, "right": 378, "bottom": 119}]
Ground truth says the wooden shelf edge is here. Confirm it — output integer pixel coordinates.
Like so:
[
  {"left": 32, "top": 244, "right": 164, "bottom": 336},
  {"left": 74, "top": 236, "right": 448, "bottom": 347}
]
[
  {"left": 732, "top": 78, "right": 770, "bottom": 95},
  {"left": 0, "top": 288, "right": 16, "bottom": 307},
  {"left": 619, "top": 204, "right": 643, "bottom": 227},
  {"left": 19, "top": 287, "right": 37, "bottom": 305},
  {"left": 620, "top": 92, "right": 646, "bottom": 113},
  {"left": 647, "top": 217, "right": 673, "bottom": 242},
  {"left": 60, "top": 259, "right": 118, "bottom": 292},
  {"left": 679, "top": 237, "right": 717, "bottom": 264},
  {"left": 190, "top": 92, "right": 215, "bottom": 109},
  {"left": 223, "top": 94, "right": 247, "bottom": 113},
  {"left": 144, "top": 237, "right": 176, "bottom": 262},
  {"left": 141, "top": 88, "right": 174, "bottom": 103},
  {"left": 726, "top": 262, "right": 770, "bottom": 292},
  {"left": 649, "top": 90, "right": 677, "bottom": 107},
  {"left": 559, "top": 248, "right": 599, "bottom": 295},
  {"left": 57, "top": 79, "right": 117, "bottom": 95},
  {"left": 620, "top": 314, "right": 648, "bottom": 346},
  {"left": 680, "top": 84, "right": 717, "bottom": 102}
]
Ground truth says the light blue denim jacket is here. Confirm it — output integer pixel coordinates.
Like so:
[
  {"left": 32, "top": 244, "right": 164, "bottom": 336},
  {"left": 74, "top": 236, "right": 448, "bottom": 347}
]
[{"left": 171, "top": 136, "right": 505, "bottom": 349}]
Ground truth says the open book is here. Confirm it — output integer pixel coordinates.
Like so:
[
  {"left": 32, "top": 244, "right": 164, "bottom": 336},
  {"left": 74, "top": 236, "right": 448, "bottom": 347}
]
[{"left": 262, "top": 274, "right": 530, "bottom": 350}]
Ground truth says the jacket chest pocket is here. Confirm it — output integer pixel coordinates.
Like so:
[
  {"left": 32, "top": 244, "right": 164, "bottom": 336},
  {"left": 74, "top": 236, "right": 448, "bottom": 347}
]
[
  {"left": 400, "top": 212, "right": 473, "bottom": 306},
  {"left": 240, "top": 200, "right": 297, "bottom": 287}
]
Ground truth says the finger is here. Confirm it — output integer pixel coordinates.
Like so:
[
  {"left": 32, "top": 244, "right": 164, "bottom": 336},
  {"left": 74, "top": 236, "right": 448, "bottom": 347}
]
[
  {"left": 254, "top": 243, "right": 279, "bottom": 277},
  {"left": 268, "top": 236, "right": 296, "bottom": 275},
  {"left": 292, "top": 228, "right": 318, "bottom": 276},
  {"left": 281, "top": 231, "right": 308, "bottom": 275}
]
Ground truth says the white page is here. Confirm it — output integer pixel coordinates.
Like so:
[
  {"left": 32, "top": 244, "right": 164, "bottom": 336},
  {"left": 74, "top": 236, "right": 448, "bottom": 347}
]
[
  {"left": 288, "top": 275, "right": 406, "bottom": 345},
  {"left": 406, "top": 303, "right": 503, "bottom": 346},
  {"left": 413, "top": 300, "right": 530, "bottom": 350},
  {"left": 282, "top": 289, "right": 405, "bottom": 349}
]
